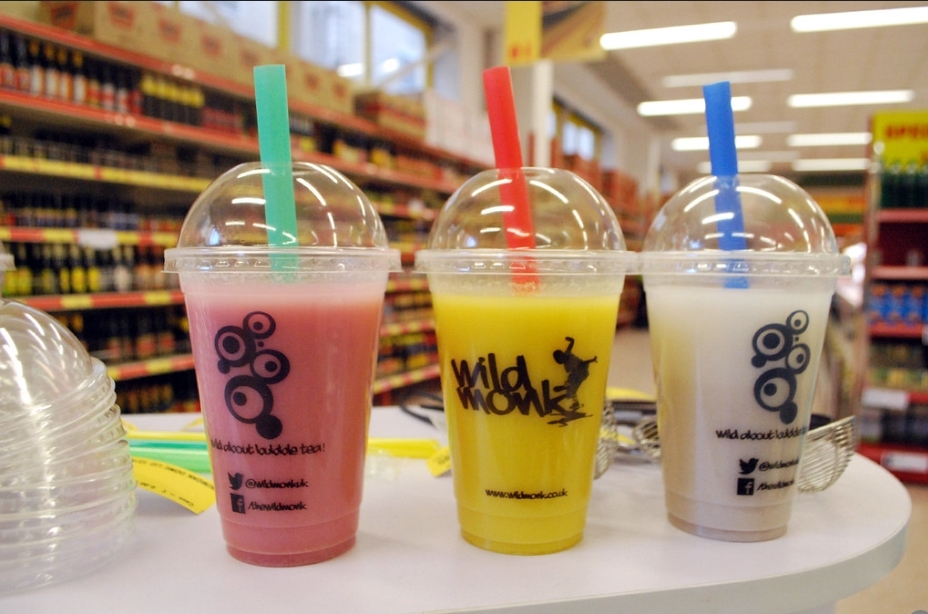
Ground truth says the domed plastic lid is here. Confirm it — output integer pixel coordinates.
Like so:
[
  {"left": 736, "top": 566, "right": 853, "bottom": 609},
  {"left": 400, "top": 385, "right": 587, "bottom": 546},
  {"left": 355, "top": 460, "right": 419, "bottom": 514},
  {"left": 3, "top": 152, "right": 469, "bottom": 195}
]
[
  {"left": 416, "top": 167, "right": 632, "bottom": 274},
  {"left": 642, "top": 174, "right": 850, "bottom": 276},
  {"left": 164, "top": 161, "right": 401, "bottom": 273},
  {"left": 0, "top": 300, "right": 100, "bottom": 414}
]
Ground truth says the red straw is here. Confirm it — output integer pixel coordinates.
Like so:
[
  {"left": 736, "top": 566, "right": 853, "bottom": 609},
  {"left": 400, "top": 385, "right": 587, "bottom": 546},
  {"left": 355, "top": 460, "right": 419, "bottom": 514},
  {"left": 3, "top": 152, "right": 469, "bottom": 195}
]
[{"left": 483, "top": 67, "right": 537, "bottom": 251}]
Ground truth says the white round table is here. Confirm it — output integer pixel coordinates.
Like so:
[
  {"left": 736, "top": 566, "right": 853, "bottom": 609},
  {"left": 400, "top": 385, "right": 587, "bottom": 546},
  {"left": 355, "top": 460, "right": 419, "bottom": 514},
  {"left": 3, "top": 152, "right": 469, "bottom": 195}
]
[{"left": 0, "top": 408, "right": 910, "bottom": 614}]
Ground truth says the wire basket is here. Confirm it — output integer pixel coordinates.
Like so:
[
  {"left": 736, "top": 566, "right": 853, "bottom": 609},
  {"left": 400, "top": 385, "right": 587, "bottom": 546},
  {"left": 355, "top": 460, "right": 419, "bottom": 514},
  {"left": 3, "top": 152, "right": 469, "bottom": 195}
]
[
  {"left": 622, "top": 415, "right": 857, "bottom": 493},
  {"left": 595, "top": 409, "right": 620, "bottom": 479},
  {"left": 796, "top": 416, "right": 857, "bottom": 492}
]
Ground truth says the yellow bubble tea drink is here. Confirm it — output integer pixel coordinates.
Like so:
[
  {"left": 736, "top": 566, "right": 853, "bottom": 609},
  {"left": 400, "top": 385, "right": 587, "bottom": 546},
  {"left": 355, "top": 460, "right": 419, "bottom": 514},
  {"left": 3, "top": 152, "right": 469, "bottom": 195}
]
[
  {"left": 434, "top": 293, "right": 619, "bottom": 553},
  {"left": 418, "top": 167, "right": 633, "bottom": 555}
]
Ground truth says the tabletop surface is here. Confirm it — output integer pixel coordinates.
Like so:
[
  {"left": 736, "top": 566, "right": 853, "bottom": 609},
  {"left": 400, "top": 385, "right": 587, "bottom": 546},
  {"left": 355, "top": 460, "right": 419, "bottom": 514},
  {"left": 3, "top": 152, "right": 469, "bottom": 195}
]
[{"left": 0, "top": 408, "right": 911, "bottom": 614}]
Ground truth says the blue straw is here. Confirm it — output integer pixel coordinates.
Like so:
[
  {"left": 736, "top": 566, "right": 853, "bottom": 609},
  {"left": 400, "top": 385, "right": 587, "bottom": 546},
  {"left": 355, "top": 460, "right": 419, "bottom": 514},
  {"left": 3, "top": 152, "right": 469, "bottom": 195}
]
[{"left": 704, "top": 81, "right": 748, "bottom": 287}]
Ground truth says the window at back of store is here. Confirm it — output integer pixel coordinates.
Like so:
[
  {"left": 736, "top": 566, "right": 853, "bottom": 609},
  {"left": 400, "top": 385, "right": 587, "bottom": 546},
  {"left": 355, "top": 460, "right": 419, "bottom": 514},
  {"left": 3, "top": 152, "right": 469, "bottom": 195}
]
[
  {"left": 293, "top": 1, "right": 426, "bottom": 95},
  {"left": 370, "top": 4, "right": 426, "bottom": 95},
  {"left": 294, "top": 1, "right": 366, "bottom": 80}
]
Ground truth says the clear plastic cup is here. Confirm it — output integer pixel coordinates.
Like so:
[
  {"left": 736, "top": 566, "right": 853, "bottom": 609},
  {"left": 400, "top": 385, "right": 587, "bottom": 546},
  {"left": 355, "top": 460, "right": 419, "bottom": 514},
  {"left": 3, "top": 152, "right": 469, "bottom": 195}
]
[
  {"left": 0, "top": 498, "right": 135, "bottom": 595},
  {"left": 415, "top": 167, "right": 634, "bottom": 555},
  {"left": 164, "top": 161, "right": 400, "bottom": 566},
  {"left": 0, "top": 491, "right": 136, "bottom": 546},
  {"left": 0, "top": 441, "right": 132, "bottom": 489},
  {"left": 0, "top": 358, "right": 114, "bottom": 422},
  {"left": 0, "top": 407, "right": 126, "bottom": 474},
  {"left": 0, "top": 386, "right": 118, "bottom": 461},
  {"left": 0, "top": 498, "right": 135, "bottom": 561},
  {"left": 0, "top": 298, "right": 135, "bottom": 593},
  {"left": 0, "top": 465, "right": 136, "bottom": 515},
  {"left": 639, "top": 174, "right": 850, "bottom": 542}
]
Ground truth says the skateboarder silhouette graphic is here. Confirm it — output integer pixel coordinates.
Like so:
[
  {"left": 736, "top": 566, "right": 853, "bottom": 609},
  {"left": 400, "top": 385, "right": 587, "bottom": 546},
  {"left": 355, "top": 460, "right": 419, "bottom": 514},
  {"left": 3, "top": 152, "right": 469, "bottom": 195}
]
[{"left": 549, "top": 337, "right": 597, "bottom": 426}]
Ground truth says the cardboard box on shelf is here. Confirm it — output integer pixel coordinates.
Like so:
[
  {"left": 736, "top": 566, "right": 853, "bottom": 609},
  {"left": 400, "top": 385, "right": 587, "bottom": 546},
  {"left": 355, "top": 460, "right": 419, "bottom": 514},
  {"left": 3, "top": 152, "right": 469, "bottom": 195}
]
[
  {"left": 285, "top": 57, "right": 354, "bottom": 117},
  {"left": 328, "top": 72, "right": 354, "bottom": 117},
  {"left": 146, "top": 3, "right": 191, "bottom": 64},
  {"left": 601, "top": 169, "right": 639, "bottom": 208},
  {"left": 182, "top": 17, "right": 234, "bottom": 81},
  {"left": 225, "top": 33, "right": 277, "bottom": 88},
  {"left": 355, "top": 90, "right": 426, "bottom": 141},
  {"left": 563, "top": 153, "right": 601, "bottom": 191},
  {"left": 39, "top": 1, "right": 149, "bottom": 52},
  {"left": 286, "top": 58, "right": 331, "bottom": 110}
]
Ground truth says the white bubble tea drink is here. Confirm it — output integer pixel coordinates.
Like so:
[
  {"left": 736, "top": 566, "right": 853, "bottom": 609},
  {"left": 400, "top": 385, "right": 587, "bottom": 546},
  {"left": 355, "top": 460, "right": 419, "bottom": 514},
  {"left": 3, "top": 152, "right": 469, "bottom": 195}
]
[{"left": 646, "top": 283, "right": 833, "bottom": 541}]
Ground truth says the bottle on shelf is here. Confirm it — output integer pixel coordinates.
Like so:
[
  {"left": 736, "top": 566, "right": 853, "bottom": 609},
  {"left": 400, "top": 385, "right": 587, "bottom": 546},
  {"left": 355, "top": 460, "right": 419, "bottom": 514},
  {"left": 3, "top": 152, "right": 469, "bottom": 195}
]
[
  {"left": 134, "top": 244, "right": 154, "bottom": 291},
  {"left": 13, "top": 242, "right": 32, "bottom": 296},
  {"left": 190, "top": 85, "right": 204, "bottom": 127},
  {"left": 68, "top": 312, "right": 88, "bottom": 352},
  {"left": 150, "top": 245, "right": 167, "bottom": 290},
  {"left": 72, "top": 50, "right": 87, "bottom": 106},
  {"left": 97, "top": 245, "right": 114, "bottom": 293},
  {"left": 53, "top": 242, "right": 69, "bottom": 294},
  {"left": 84, "top": 246, "right": 102, "bottom": 293},
  {"left": 155, "top": 308, "right": 176, "bottom": 356},
  {"left": 2, "top": 242, "right": 17, "bottom": 296},
  {"left": 69, "top": 243, "right": 87, "bottom": 294},
  {"left": 27, "top": 38, "right": 43, "bottom": 97},
  {"left": 114, "top": 244, "right": 134, "bottom": 292},
  {"left": 101, "top": 316, "right": 124, "bottom": 363},
  {"left": 140, "top": 72, "right": 156, "bottom": 118},
  {"left": 36, "top": 243, "right": 57, "bottom": 295},
  {"left": 134, "top": 309, "right": 156, "bottom": 360},
  {"left": 99, "top": 62, "right": 115, "bottom": 111},
  {"left": 129, "top": 70, "right": 142, "bottom": 116},
  {"left": 42, "top": 41, "right": 58, "bottom": 100},
  {"left": 12, "top": 32, "right": 29, "bottom": 93},
  {"left": 62, "top": 193, "right": 78, "bottom": 228},
  {"left": 115, "top": 66, "right": 129, "bottom": 114},
  {"left": 0, "top": 30, "right": 15, "bottom": 89},
  {"left": 119, "top": 312, "right": 133, "bottom": 361},
  {"left": 85, "top": 56, "right": 101, "bottom": 108},
  {"left": 56, "top": 45, "right": 72, "bottom": 102}
]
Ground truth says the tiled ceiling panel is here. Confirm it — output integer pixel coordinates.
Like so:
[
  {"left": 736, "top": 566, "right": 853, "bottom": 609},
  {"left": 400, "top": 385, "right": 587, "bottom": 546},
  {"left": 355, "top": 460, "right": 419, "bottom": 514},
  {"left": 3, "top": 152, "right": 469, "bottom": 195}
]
[{"left": 437, "top": 1, "right": 928, "bottom": 182}]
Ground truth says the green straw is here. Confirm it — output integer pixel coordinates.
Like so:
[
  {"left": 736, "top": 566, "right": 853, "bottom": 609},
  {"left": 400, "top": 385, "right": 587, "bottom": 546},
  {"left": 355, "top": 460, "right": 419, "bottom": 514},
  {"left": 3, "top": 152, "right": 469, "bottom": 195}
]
[
  {"left": 130, "top": 441, "right": 212, "bottom": 474},
  {"left": 254, "top": 65, "right": 299, "bottom": 256}
]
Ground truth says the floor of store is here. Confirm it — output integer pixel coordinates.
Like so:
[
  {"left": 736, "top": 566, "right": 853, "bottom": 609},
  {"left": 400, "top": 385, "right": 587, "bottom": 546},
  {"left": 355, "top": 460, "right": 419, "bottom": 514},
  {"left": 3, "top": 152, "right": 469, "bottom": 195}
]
[{"left": 610, "top": 326, "right": 928, "bottom": 613}]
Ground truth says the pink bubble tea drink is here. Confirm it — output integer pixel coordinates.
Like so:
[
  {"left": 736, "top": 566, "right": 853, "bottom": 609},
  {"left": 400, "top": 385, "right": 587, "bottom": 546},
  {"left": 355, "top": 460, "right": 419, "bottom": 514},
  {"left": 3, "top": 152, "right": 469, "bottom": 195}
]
[{"left": 165, "top": 161, "right": 399, "bottom": 565}]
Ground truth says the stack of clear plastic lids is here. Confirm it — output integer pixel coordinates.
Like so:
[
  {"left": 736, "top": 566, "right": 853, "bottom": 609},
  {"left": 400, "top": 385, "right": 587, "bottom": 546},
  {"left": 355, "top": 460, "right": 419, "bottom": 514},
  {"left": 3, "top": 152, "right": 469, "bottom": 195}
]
[{"left": 0, "top": 299, "right": 136, "bottom": 594}]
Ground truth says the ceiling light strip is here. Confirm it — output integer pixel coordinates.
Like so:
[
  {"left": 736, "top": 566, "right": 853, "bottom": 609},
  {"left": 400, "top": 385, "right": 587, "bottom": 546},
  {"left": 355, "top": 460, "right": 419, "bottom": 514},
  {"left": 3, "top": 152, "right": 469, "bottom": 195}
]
[
  {"left": 638, "top": 96, "right": 752, "bottom": 116},
  {"left": 601, "top": 21, "right": 736, "bottom": 50},
  {"left": 663, "top": 69, "right": 793, "bottom": 88},
  {"left": 672, "top": 135, "right": 761, "bottom": 151},
  {"left": 791, "top": 7, "right": 928, "bottom": 32},
  {"left": 787, "top": 133, "right": 873, "bottom": 147},
  {"left": 787, "top": 90, "right": 914, "bottom": 107}
]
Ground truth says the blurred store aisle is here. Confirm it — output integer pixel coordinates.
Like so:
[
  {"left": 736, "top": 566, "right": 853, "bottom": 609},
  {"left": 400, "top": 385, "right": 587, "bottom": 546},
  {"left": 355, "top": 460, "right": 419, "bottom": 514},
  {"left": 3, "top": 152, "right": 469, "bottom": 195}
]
[{"left": 610, "top": 326, "right": 927, "bottom": 613}]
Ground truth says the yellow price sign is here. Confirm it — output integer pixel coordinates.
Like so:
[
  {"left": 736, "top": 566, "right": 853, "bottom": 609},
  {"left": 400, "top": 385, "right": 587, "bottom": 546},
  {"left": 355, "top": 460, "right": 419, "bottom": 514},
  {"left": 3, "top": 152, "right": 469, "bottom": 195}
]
[
  {"left": 871, "top": 110, "right": 928, "bottom": 166},
  {"left": 504, "top": 1, "right": 542, "bottom": 65}
]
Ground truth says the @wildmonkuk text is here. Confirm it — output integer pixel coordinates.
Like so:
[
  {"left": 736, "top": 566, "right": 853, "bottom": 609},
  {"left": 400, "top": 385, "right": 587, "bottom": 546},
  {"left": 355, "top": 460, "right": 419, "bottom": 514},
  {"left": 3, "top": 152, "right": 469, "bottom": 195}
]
[
  {"left": 212, "top": 440, "right": 323, "bottom": 514},
  {"left": 450, "top": 337, "right": 597, "bottom": 427},
  {"left": 225, "top": 469, "right": 312, "bottom": 516}
]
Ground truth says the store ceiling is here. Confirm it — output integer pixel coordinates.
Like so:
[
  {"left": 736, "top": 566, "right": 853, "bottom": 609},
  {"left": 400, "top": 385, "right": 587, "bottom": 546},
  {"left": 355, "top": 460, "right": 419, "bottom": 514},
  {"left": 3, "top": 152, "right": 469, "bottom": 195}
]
[{"left": 437, "top": 1, "right": 928, "bottom": 184}]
